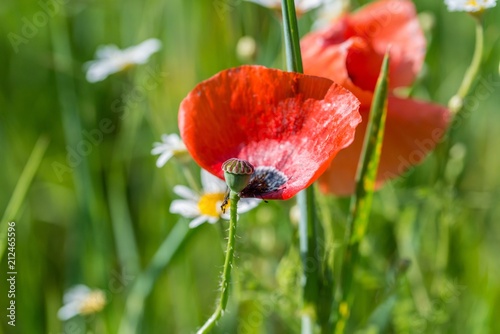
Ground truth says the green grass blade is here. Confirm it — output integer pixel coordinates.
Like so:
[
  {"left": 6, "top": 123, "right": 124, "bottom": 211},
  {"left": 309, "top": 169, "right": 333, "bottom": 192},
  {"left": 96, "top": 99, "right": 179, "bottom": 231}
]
[
  {"left": 337, "top": 51, "right": 390, "bottom": 330},
  {"left": 281, "top": 0, "right": 323, "bottom": 332},
  {"left": 281, "top": 0, "right": 303, "bottom": 73},
  {"left": 349, "top": 51, "right": 390, "bottom": 244},
  {"left": 0, "top": 136, "right": 49, "bottom": 260},
  {"left": 119, "top": 220, "right": 193, "bottom": 334}
]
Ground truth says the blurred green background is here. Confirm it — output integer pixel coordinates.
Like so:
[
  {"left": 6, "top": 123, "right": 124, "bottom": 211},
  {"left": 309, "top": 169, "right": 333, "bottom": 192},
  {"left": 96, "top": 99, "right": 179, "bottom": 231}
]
[{"left": 1, "top": 0, "right": 500, "bottom": 333}]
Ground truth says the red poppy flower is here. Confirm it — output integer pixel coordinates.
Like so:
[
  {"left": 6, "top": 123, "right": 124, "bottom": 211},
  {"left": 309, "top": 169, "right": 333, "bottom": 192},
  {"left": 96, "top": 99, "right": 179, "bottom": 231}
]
[
  {"left": 301, "top": 0, "right": 450, "bottom": 196},
  {"left": 178, "top": 65, "right": 361, "bottom": 200}
]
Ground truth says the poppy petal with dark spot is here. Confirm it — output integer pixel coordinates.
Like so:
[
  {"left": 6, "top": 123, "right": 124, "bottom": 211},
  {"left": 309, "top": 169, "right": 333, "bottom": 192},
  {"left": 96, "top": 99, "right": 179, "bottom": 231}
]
[{"left": 179, "top": 65, "right": 361, "bottom": 199}]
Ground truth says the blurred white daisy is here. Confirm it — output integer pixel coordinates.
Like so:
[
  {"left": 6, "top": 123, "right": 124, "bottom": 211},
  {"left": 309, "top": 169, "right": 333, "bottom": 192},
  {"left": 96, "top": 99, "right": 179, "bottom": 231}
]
[
  {"left": 444, "top": 0, "right": 496, "bottom": 12},
  {"left": 312, "top": 0, "right": 348, "bottom": 29},
  {"left": 84, "top": 38, "right": 162, "bottom": 82},
  {"left": 170, "top": 169, "right": 261, "bottom": 228},
  {"left": 151, "top": 133, "right": 188, "bottom": 168},
  {"left": 57, "top": 285, "right": 106, "bottom": 321},
  {"left": 236, "top": 36, "right": 257, "bottom": 62},
  {"left": 245, "top": 0, "right": 326, "bottom": 13}
]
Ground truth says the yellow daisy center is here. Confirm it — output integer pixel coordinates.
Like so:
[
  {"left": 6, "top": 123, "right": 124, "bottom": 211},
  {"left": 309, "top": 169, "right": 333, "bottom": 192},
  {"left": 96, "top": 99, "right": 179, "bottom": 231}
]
[
  {"left": 198, "top": 193, "right": 226, "bottom": 217},
  {"left": 79, "top": 290, "right": 106, "bottom": 315}
]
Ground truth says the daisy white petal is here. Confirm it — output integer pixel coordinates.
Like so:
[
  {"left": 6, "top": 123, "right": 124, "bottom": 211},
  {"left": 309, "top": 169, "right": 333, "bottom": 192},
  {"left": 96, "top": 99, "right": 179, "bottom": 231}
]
[
  {"left": 170, "top": 199, "right": 200, "bottom": 218},
  {"left": 85, "top": 59, "right": 120, "bottom": 83},
  {"left": 62, "top": 285, "right": 92, "bottom": 304},
  {"left": 154, "top": 151, "right": 173, "bottom": 168},
  {"left": 57, "top": 285, "right": 106, "bottom": 320},
  {"left": 206, "top": 216, "right": 220, "bottom": 224},
  {"left": 188, "top": 215, "right": 210, "bottom": 228},
  {"left": 160, "top": 133, "right": 183, "bottom": 145},
  {"left": 84, "top": 38, "right": 162, "bottom": 83},
  {"left": 126, "top": 38, "right": 162, "bottom": 64},
  {"left": 173, "top": 185, "right": 199, "bottom": 201},
  {"left": 237, "top": 198, "right": 262, "bottom": 214},
  {"left": 444, "top": 0, "right": 496, "bottom": 11},
  {"left": 201, "top": 169, "right": 227, "bottom": 194},
  {"left": 57, "top": 302, "right": 81, "bottom": 321},
  {"left": 151, "top": 133, "right": 187, "bottom": 167},
  {"left": 95, "top": 45, "right": 121, "bottom": 59}
]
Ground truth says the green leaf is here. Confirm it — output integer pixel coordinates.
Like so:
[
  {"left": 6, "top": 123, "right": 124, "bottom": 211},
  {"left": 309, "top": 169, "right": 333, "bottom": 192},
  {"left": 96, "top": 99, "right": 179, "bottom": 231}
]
[
  {"left": 0, "top": 136, "right": 49, "bottom": 261},
  {"left": 349, "top": 51, "right": 390, "bottom": 244},
  {"left": 336, "top": 50, "right": 390, "bottom": 331}
]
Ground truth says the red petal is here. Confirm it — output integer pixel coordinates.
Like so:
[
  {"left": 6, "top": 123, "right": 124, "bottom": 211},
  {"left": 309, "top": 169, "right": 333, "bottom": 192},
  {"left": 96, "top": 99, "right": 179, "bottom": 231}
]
[
  {"left": 318, "top": 96, "right": 450, "bottom": 196},
  {"left": 348, "top": 0, "right": 426, "bottom": 88},
  {"left": 179, "top": 65, "right": 361, "bottom": 200},
  {"left": 301, "top": 0, "right": 425, "bottom": 94},
  {"left": 345, "top": 38, "right": 385, "bottom": 93},
  {"left": 301, "top": 27, "right": 374, "bottom": 108}
]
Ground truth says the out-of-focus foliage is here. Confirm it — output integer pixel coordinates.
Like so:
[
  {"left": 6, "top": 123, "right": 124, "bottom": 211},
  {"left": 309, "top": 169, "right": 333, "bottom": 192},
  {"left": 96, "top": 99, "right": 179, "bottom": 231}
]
[{"left": 0, "top": 0, "right": 499, "bottom": 333}]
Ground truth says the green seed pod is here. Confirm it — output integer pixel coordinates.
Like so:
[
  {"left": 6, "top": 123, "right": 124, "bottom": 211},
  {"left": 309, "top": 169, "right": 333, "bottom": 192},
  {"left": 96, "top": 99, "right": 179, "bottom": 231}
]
[{"left": 221, "top": 158, "right": 255, "bottom": 193}]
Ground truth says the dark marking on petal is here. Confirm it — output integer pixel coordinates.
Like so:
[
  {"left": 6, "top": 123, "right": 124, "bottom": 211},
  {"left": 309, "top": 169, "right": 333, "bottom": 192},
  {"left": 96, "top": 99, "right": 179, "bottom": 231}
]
[{"left": 240, "top": 166, "right": 288, "bottom": 198}]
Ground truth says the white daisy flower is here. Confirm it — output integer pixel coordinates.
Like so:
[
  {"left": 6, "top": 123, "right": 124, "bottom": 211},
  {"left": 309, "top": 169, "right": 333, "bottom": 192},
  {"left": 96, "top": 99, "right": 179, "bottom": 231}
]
[
  {"left": 151, "top": 133, "right": 188, "bottom": 168},
  {"left": 84, "top": 38, "right": 162, "bottom": 83},
  {"left": 245, "top": 0, "right": 326, "bottom": 13},
  {"left": 312, "top": 0, "right": 348, "bottom": 29},
  {"left": 444, "top": 0, "right": 496, "bottom": 12},
  {"left": 170, "top": 169, "right": 261, "bottom": 228},
  {"left": 57, "top": 285, "right": 106, "bottom": 321}
]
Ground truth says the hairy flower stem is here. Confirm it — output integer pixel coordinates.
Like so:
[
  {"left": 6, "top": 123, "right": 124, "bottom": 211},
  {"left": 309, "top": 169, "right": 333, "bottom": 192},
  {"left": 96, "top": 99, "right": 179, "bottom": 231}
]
[{"left": 197, "top": 191, "right": 240, "bottom": 334}]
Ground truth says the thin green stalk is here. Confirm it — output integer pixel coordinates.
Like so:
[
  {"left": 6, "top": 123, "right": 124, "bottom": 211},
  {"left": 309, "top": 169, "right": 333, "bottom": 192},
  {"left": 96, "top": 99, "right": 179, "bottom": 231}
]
[
  {"left": 297, "top": 188, "right": 320, "bottom": 332},
  {"left": 119, "top": 220, "right": 193, "bottom": 334},
  {"left": 336, "top": 52, "right": 390, "bottom": 332},
  {"left": 0, "top": 136, "right": 49, "bottom": 260},
  {"left": 281, "top": 0, "right": 321, "bottom": 332},
  {"left": 281, "top": 0, "right": 303, "bottom": 73},
  {"left": 449, "top": 17, "right": 484, "bottom": 116},
  {"left": 197, "top": 191, "right": 240, "bottom": 334},
  {"left": 107, "top": 168, "right": 141, "bottom": 274},
  {"left": 107, "top": 71, "right": 149, "bottom": 277},
  {"left": 50, "top": 12, "right": 109, "bottom": 280}
]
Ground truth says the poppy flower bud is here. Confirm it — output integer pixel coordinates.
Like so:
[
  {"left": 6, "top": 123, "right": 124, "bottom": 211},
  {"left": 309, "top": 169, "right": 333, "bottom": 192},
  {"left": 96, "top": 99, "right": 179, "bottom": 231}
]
[{"left": 222, "top": 158, "right": 255, "bottom": 193}]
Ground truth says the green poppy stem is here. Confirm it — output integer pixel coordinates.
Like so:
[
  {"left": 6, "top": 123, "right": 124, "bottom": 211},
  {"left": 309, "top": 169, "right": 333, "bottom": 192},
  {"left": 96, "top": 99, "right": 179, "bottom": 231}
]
[
  {"left": 297, "top": 187, "right": 320, "bottom": 333},
  {"left": 282, "top": 0, "right": 303, "bottom": 73},
  {"left": 281, "top": 0, "right": 322, "bottom": 333},
  {"left": 197, "top": 190, "right": 240, "bottom": 334}
]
